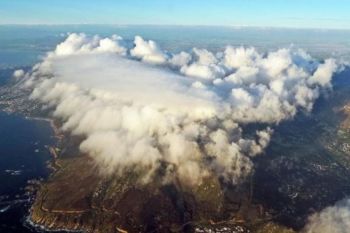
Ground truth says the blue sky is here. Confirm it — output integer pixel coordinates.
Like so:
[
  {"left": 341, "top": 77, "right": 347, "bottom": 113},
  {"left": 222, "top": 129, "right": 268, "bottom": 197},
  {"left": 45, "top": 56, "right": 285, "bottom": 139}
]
[{"left": 0, "top": 0, "right": 349, "bottom": 29}]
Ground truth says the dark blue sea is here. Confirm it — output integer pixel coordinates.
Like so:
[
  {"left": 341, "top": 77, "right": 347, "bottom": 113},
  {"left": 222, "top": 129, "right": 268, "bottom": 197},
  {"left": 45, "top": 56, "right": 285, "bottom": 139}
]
[
  {"left": 0, "top": 67, "right": 58, "bottom": 232},
  {"left": 0, "top": 109, "right": 54, "bottom": 232}
]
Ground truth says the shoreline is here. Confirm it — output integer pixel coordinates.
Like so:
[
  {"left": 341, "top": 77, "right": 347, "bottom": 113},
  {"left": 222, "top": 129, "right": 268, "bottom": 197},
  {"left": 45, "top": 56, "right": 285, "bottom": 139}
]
[
  {"left": 0, "top": 109, "right": 70, "bottom": 233},
  {"left": 25, "top": 116, "right": 64, "bottom": 174},
  {"left": 24, "top": 215, "right": 82, "bottom": 233},
  {"left": 25, "top": 116, "right": 64, "bottom": 140},
  {"left": 0, "top": 110, "right": 91, "bottom": 233},
  {"left": 23, "top": 115, "right": 70, "bottom": 233}
]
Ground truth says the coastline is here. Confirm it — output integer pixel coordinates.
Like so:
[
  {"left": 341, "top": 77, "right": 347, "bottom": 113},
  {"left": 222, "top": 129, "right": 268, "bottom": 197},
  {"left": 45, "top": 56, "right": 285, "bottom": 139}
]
[
  {"left": 25, "top": 216, "right": 82, "bottom": 233},
  {"left": 0, "top": 109, "right": 67, "bottom": 233},
  {"left": 25, "top": 116, "right": 64, "bottom": 140},
  {"left": 24, "top": 116, "right": 64, "bottom": 172},
  {"left": 22, "top": 115, "right": 68, "bottom": 232},
  {"left": 22, "top": 115, "right": 100, "bottom": 233}
]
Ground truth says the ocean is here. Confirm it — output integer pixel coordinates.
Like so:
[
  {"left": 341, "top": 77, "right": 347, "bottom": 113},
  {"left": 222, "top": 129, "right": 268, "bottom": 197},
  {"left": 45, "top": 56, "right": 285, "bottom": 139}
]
[{"left": 0, "top": 110, "right": 54, "bottom": 232}]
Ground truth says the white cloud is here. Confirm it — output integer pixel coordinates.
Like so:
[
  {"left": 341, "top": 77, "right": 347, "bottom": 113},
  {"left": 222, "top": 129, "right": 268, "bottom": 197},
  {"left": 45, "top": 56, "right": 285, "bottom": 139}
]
[
  {"left": 130, "top": 36, "right": 168, "bottom": 64},
  {"left": 52, "top": 33, "right": 126, "bottom": 56},
  {"left": 13, "top": 69, "right": 25, "bottom": 80},
  {"left": 224, "top": 46, "right": 260, "bottom": 69},
  {"left": 180, "top": 63, "right": 225, "bottom": 80},
  {"left": 22, "top": 33, "right": 339, "bottom": 186},
  {"left": 303, "top": 198, "right": 350, "bottom": 233},
  {"left": 169, "top": 51, "right": 192, "bottom": 67},
  {"left": 308, "top": 58, "right": 338, "bottom": 87},
  {"left": 192, "top": 48, "right": 218, "bottom": 65},
  {"left": 179, "top": 48, "right": 226, "bottom": 80}
]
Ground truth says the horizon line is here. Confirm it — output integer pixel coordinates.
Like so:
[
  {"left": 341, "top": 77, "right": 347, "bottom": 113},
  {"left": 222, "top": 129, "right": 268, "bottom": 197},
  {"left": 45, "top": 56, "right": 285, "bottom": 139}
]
[{"left": 0, "top": 23, "right": 350, "bottom": 31}]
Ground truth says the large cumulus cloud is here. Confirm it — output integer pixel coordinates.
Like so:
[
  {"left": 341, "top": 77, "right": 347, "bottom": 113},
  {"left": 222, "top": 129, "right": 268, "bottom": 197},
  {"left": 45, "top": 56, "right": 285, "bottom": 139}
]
[{"left": 18, "top": 33, "right": 338, "bottom": 186}]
